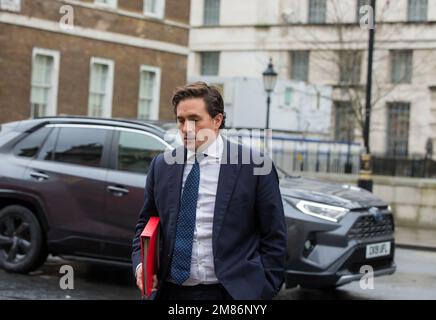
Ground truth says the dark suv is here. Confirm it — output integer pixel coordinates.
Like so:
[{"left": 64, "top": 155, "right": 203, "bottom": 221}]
[
  {"left": 0, "top": 116, "right": 396, "bottom": 289},
  {"left": 0, "top": 117, "right": 172, "bottom": 273}
]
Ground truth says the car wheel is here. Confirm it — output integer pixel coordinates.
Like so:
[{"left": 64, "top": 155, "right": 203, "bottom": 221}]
[{"left": 0, "top": 205, "right": 48, "bottom": 273}]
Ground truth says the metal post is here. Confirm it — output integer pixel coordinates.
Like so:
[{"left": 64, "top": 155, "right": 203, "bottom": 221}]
[
  {"left": 266, "top": 94, "right": 271, "bottom": 130},
  {"left": 264, "top": 94, "right": 271, "bottom": 154},
  {"left": 345, "top": 128, "right": 353, "bottom": 173},
  {"left": 358, "top": 0, "right": 376, "bottom": 192}
]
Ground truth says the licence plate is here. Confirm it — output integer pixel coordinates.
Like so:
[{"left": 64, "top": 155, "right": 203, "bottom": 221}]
[{"left": 365, "top": 241, "right": 391, "bottom": 259}]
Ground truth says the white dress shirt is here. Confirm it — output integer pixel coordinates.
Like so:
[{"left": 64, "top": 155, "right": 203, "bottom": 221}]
[{"left": 176, "top": 134, "right": 224, "bottom": 285}]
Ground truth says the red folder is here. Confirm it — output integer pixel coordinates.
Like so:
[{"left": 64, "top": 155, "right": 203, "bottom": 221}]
[{"left": 140, "top": 216, "right": 160, "bottom": 298}]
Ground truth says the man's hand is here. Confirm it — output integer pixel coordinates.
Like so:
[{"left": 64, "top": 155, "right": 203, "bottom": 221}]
[{"left": 136, "top": 264, "right": 158, "bottom": 293}]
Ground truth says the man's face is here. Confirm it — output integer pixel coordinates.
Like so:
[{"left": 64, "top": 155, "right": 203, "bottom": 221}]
[{"left": 176, "top": 98, "right": 222, "bottom": 151}]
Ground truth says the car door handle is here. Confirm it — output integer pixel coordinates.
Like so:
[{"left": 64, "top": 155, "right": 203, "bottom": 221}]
[
  {"left": 30, "top": 171, "right": 49, "bottom": 181},
  {"left": 107, "top": 185, "right": 129, "bottom": 196}
]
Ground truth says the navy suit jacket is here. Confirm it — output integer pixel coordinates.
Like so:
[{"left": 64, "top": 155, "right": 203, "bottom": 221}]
[{"left": 131, "top": 138, "right": 287, "bottom": 300}]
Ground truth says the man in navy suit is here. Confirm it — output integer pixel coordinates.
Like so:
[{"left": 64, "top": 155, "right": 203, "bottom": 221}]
[{"left": 132, "top": 82, "right": 287, "bottom": 300}]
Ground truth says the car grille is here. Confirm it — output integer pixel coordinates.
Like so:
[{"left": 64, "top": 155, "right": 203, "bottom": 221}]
[{"left": 348, "top": 213, "right": 394, "bottom": 240}]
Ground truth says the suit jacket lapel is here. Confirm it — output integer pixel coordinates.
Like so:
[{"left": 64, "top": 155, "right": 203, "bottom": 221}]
[
  {"left": 212, "top": 138, "right": 242, "bottom": 255},
  {"left": 166, "top": 146, "right": 186, "bottom": 268}
]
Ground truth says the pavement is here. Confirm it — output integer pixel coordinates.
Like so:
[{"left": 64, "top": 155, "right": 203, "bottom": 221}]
[{"left": 395, "top": 226, "right": 436, "bottom": 252}]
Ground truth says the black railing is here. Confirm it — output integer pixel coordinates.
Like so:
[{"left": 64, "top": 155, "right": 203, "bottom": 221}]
[{"left": 372, "top": 155, "right": 436, "bottom": 178}]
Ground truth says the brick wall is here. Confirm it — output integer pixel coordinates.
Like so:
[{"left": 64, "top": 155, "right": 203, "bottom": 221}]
[
  {"left": 0, "top": 23, "right": 187, "bottom": 124},
  {"left": 18, "top": 0, "right": 189, "bottom": 47},
  {"left": 0, "top": 0, "right": 190, "bottom": 124}
]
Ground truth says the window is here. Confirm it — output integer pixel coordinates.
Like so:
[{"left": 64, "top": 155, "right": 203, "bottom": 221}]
[
  {"left": 308, "top": 0, "right": 326, "bottom": 24},
  {"left": 117, "top": 131, "right": 167, "bottom": 174},
  {"left": 203, "top": 0, "right": 220, "bottom": 25},
  {"left": 387, "top": 103, "right": 410, "bottom": 157},
  {"left": 335, "top": 101, "right": 355, "bottom": 142},
  {"left": 390, "top": 50, "right": 413, "bottom": 84},
  {"left": 88, "top": 57, "right": 114, "bottom": 117},
  {"left": 144, "top": 0, "right": 165, "bottom": 18},
  {"left": 284, "top": 88, "right": 293, "bottom": 106},
  {"left": 52, "top": 127, "right": 108, "bottom": 167},
  {"left": 408, "top": 0, "right": 427, "bottom": 22},
  {"left": 200, "top": 52, "right": 220, "bottom": 76},
  {"left": 339, "top": 51, "right": 362, "bottom": 84},
  {"left": 13, "top": 127, "right": 51, "bottom": 158},
  {"left": 30, "top": 48, "right": 60, "bottom": 118},
  {"left": 0, "top": 0, "right": 21, "bottom": 12},
  {"left": 356, "top": 0, "right": 371, "bottom": 21},
  {"left": 138, "top": 66, "right": 161, "bottom": 121},
  {"left": 290, "top": 51, "right": 309, "bottom": 82},
  {"left": 95, "top": 0, "right": 117, "bottom": 8},
  {"left": 38, "top": 127, "right": 58, "bottom": 161}
]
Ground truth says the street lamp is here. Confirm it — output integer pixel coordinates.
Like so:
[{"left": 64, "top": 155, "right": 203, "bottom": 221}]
[
  {"left": 358, "top": 0, "right": 376, "bottom": 192},
  {"left": 262, "top": 58, "right": 278, "bottom": 129}
]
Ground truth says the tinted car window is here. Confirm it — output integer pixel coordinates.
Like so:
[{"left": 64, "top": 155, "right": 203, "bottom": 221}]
[
  {"left": 13, "top": 127, "right": 51, "bottom": 158},
  {"left": 53, "top": 127, "right": 107, "bottom": 167},
  {"left": 38, "top": 127, "right": 59, "bottom": 161},
  {"left": 117, "top": 131, "right": 167, "bottom": 174}
]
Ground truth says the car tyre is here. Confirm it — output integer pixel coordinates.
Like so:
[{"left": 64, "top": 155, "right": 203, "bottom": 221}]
[{"left": 0, "top": 205, "right": 48, "bottom": 273}]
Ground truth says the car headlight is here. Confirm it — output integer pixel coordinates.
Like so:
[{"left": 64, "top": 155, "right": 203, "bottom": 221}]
[{"left": 288, "top": 199, "right": 349, "bottom": 223}]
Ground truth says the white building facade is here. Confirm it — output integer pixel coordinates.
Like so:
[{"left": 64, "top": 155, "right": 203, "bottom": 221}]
[{"left": 189, "top": 0, "right": 436, "bottom": 160}]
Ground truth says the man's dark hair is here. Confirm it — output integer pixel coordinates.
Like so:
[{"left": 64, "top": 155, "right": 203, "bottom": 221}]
[{"left": 171, "top": 82, "right": 226, "bottom": 129}]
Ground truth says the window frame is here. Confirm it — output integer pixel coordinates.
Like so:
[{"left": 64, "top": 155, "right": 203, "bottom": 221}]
[
  {"left": 284, "top": 87, "right": 293, "bottom": 106},
  {"left": 390, "top": 50, "right": 413, "bottom": 84},
  {"left": 143, "top": 0, "right": 165, "bottom": 19},
  {"left": 200, "top": 51, "right": 220, "bottom": 76},
  {"left": 308, "top": 0, "right": 327, "bottom": 24},
  {"left": 334, "top": 101, "right": 356, "bottom": 143},
  {"left": 88, "top": 57, "right": 115, "bottom": 118},
  {"left": 138, "top": 65, "right": 161, "bottom": 121},
  {"left": 0, "top": 0, "right": 21, "bottom": 12},
  {"left": 386, "top": 102, "right": 410, "bottom": 157},
  {"left": 30, "top": 47, "right": 60, "bottom": 118},
  {"left": 338, "top": 50, "right": 362, "bottom": 84},
  {"left": 407, "top": 0, "right": 428, "bottom": 22},
  {"left": 203, "top": 0, "right": 220, "bottom": 26},
  {"left": 290, "top": 50, "right": 310, "bottom": 82}
]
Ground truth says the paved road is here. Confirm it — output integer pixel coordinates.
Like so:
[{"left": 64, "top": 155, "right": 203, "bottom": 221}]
[
  {"left": 0, "top": 248, "right": 435, "bottom": 300},
  {"left": 277, "top": 248, "right": 436, "bottom": 300}
]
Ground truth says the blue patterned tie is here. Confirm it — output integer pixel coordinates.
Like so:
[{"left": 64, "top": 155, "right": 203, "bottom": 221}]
[{"left": 170, "top": 156, "right": 201, "bottom": 284}]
